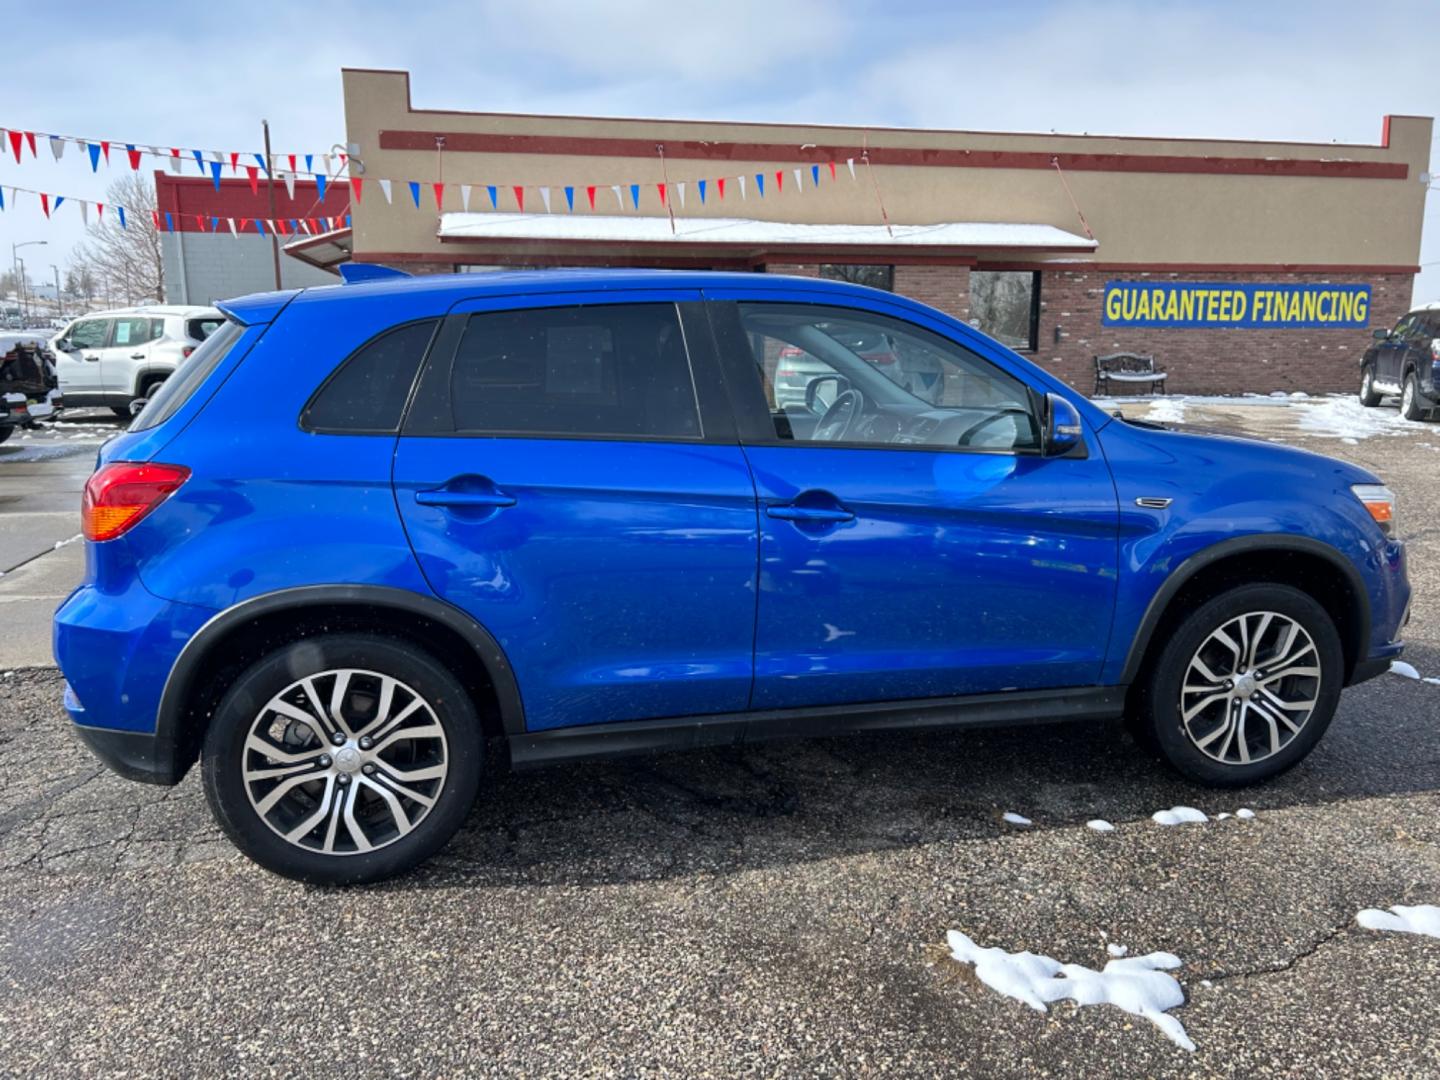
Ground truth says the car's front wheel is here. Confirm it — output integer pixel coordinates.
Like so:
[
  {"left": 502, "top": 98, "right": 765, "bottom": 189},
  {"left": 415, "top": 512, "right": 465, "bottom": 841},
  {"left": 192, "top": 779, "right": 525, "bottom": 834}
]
[
  {"left": 201, "top": 634, "right": 483, "bottom": 884},
  {"left": 1136, "top": 584, "right": 1344, "bottom": 787},
  {"left": 1401, "top": 373, "right": 1426, "bottom": 421},
  {"left": 1358, "top": 366, "right": 1381, "bottom": 407}
]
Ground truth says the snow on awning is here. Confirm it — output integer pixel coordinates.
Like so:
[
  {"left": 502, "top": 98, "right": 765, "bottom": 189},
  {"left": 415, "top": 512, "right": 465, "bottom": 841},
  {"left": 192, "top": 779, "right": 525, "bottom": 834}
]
[{"left": 437, "top": 213, "right": 1096, "bottom": 252}]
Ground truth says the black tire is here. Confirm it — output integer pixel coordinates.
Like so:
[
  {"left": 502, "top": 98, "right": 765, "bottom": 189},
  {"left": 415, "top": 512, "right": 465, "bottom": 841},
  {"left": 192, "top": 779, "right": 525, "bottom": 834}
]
[
  {"left": 109, "top": 406, "right": 133, "bottom": 419},
  {"left": 1401, "top": 372, "right": 1426, "bottom": 421},
  {"left": 201, "top": 634, "right": 483, "bottom": 884},
  {"left": 0, "top": 425, "right": 12, "bottom": 444},
  {"left": 1135, "top": 584, "right": 1344, "bottom": 787},
  {"left": 1358, "top": 365, "right": 1382, "bottom": 407}
]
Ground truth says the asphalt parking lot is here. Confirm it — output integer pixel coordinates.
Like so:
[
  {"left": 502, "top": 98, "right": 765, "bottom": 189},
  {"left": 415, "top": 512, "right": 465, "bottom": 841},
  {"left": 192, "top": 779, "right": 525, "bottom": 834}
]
[{"left": 2, "top": 400, "right": 1438, "bottom": 1077}]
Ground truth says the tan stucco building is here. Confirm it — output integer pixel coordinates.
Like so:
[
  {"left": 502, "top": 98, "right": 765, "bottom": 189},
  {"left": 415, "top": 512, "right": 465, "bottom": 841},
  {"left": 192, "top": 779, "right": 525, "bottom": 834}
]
[{"left": 298, "top": 67, "right": 1432, "bottom": 394}]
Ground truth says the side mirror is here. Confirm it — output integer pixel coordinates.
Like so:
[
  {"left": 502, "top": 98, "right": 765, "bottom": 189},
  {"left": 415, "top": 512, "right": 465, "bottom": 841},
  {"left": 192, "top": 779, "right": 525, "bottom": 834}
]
[
  {"left": 55, "top": 339, "right": 72, "bottom": 352},
  {"left": 1043, "top": 393, "right": 1084, "bottom": 457},
  {"left": 128, "top": 397, "right": 148, "bottom": 417},
  {"left": 805, "top": 374, "right": 848, "bottom": 413},
  {"left": 1373, "top": 328, "right": 1390, "bottom": 341}
]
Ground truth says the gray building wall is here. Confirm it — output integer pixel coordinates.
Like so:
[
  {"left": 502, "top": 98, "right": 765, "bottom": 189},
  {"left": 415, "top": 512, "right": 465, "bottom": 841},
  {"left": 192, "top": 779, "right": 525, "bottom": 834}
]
[{"left": 161, "top": 233, "right": 337, "bottom": 305}]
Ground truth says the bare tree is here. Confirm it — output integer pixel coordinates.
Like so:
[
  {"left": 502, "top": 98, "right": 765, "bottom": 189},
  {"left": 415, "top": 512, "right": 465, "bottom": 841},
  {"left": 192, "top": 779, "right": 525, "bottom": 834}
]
[{"left": 74, "top": 173, "right": 164, "bottom": 305}]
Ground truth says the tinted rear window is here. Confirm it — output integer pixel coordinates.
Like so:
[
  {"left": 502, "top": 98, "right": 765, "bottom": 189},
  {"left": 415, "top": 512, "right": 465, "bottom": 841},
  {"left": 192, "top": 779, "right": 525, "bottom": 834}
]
[
  {"left": 129, "top": 320, "right": 243, "bottom": 431},
  {"left": 187, "top": 317, "right": 223, "bottom": 342},
  {"left": 302, "top": 320, "right": 439, "bottom": 434}
]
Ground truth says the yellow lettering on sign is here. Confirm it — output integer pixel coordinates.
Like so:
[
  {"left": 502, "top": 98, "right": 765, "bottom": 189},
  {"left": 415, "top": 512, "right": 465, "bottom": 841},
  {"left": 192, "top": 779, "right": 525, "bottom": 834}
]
[
  {"left": 1106, "top": 289, "right": 1122, "bottom": 321},
  {"left": 1355, "top": 292, "right": 1368, "bottom": 323},
  {"left": 1231, "top": 290, "right": 1247, "bottom": 321},
  {"left": 1179, "top": 290, "right": 1196, "bottom": 321}
]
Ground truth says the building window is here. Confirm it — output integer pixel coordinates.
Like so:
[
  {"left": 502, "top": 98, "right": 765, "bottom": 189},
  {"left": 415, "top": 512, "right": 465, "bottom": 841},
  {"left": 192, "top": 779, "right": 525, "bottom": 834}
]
[
  {"left": 969, "top": 270, "right": 1040, "bottom": 351},
  {"left": 819, "top": 264, "right": 894, "bottom": 292}
]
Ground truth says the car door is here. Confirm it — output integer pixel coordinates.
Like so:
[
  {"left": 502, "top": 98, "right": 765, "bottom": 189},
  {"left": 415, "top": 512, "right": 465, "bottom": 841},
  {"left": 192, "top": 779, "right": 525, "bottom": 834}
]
[
  {"left": 1375, "top": 313, "right": 1416, "bottom": 389},
  {"left": 392, "top": 292, "right": 759, "bottom": 733},
  {"left": 706, "top": 293, "right": 1120, "bottom": 710},
  {"left": 101, "top": 315, "right": 159, "bottom": 402},
  {"left": 53, "top": 317, "right": 111, "bottom": 398}
]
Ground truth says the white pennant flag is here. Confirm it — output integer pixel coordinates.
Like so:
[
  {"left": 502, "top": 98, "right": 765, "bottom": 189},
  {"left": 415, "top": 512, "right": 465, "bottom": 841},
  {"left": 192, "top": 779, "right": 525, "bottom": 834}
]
[
  {"left": 738, "top": 174, "right": 747, "bottom": 200},
  {"left": 677, "top": 182, "right": 686, "bottom": 208},
  {"left": 49, "top": 136, "right": 65, "bottom": 161},
  {"left": 168, "top": 155, "right": 182, "bottom": 174},
  {"left": 299, "top": 219, "right": 312, "bottom": 235},
  {"left": 460, "top": 184, "right": 472, "bottom": 211},
  {"left": 846, "top": 158, "right": 856, "bottom": 179},
  {"left": 539, "top": 186, "right": 551, "bottom": 213},
  {"left": 793, "top": 168, "right": 803, "bottom": 191},
  {"left": 227, "top": 217, "right": 238, "bottom": 237},
  {"left": 282, "top": 173, "right": 296, "bottom": 199},
  {"left": 80, "top": 201, "right": 89, "bottom": 225},
  {"left": 266, "top": 219, "right": 277, "bottom": 235},
  {"left": 610, "top": 185, "right": 623, "bottom": 210},
  {"left": 322, "top": 153, "right": 332, "bottom": 174},
  {"left": 211, "top": 151, "right": 223, "bottom": 164},
  {"left": 379, "top": 178, "right": 393, "bottom": 204}
]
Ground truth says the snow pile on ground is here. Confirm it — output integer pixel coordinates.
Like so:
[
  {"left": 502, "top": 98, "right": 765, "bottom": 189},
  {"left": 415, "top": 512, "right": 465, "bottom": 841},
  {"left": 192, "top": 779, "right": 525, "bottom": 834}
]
[
  {"left": 1291, "top": 396, "right": 1424, "bottom": 440},
  {"left": 1001, "top": 812, "right": 1031, "bottom": 826},
  {"left": 945, "top": 930, "right": 1194, "bottom": 1051},
  {"left": 1390, "top": 660, "right": 1422, "bottom": 679},
  {"left": 1087, "top": 819, "right": 1115, "bottom": 832},
  {"left": 1356, "top": 904, "right": 1440, "bottom": 940},
  {"left": 1106, "top": 943, "right": 1129, "bottom": 957},
  {"left": 1152, "top": 806, "right": 1209, "bottom": 826},
  {"left": 1142, "top": 398, "right": 1187, "bottom": 424}
]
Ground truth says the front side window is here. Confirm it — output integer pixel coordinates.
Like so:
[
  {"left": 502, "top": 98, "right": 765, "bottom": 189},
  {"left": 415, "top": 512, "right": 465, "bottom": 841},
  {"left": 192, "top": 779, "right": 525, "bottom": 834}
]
[
  {"left": 112, "top": 317, "right": 156, "bottom": 348},
  {"left": 446, "top": 303, "right": 701, "bottom": 439},
  {"left": 737, "top": 302, "right": 1039, "bottom": 452},
  {"left": 969, "top": 270, "right": 1040, "bottom": 351},
  {"left": 67, "top": 318, "right": 110, "bottom": 350}
]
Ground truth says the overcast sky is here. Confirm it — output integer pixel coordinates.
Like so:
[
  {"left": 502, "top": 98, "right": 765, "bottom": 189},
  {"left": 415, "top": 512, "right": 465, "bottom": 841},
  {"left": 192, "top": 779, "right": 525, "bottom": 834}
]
[{"left": 4, "top": 0, "right": 1437, "bottom": 302}]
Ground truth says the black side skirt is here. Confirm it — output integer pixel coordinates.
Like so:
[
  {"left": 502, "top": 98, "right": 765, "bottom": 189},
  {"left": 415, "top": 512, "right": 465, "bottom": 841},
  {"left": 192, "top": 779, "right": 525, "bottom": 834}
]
[{"left": 507, "top": 685, "right": 1126, "bottom": 769}]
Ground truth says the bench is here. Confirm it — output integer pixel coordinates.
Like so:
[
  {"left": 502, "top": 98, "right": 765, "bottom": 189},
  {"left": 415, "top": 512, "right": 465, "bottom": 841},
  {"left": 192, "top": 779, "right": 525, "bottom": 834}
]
[{"left": 1093, "top": 352, "right": 1168, "bottom": 396}]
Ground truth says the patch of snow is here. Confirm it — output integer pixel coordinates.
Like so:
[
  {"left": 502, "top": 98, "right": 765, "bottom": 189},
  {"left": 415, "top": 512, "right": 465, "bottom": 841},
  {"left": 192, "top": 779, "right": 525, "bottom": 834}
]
[
  {"left": 1152, "top": 806, "right": 1209, "bottom": 826},
  {"left": 1216, "top": 812, "right": 1232, "bottom": 820},
  {"left": 1107, "top": 943, "right": 1128, "bottom": 957},
  {"left": 1002, "top": 812, "right": 1032, "bottom": 827},
  {"left": 1293, "top": 396, "right": 1426, "bottom": 441},
  {"left": 1235, "top": 808, "right": 1255, "bottom": 820},
  {"left": 1390, "top": 660, "right": 1421, "bottom": 680},
  {"left": 1424, "top": 677, "right": 1440, "bottom": 687},
  {"left": 1356, "top": 904, "right": 1440, "bottom": 940},
  {"left": 1086, "top": 819, "right": 1115, "bottom": 832},
  {"left": 944, "top": 930, "right": 1194, "bottom": 1051},
  {"left": 1142, "top": 398, "right": 1187, "bottom": 424}
]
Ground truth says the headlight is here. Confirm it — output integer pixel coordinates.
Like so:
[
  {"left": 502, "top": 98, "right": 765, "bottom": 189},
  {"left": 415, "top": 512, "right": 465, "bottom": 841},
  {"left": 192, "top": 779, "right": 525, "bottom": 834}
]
[{"left": 1352, "top": 483, "right": 1396, "bottom": 537}]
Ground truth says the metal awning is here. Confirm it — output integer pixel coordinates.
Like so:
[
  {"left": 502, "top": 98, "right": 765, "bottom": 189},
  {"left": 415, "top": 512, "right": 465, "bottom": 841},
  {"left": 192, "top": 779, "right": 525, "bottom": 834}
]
[{"left": 283, "top": 227, "right": 353, "bottom": 273}]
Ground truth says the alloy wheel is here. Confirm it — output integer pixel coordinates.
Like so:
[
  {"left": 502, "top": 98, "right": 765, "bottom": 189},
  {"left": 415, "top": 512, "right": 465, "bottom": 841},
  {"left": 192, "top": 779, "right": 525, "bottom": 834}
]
[
  {"left": 1179, "top": 611, "right": 1321, "bottom": 766},
  {"left": 1403, "top": 380, "right": 1415, "bottom": 416},
  {"left": 241, "top": 669, "right": 449, "bottom": 855}
]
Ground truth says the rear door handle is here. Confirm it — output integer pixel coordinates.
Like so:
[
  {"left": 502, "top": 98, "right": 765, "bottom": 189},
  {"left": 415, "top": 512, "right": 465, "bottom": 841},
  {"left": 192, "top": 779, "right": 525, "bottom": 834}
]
[
  {"left": 765, "top": 504, "right": 854, "bottom": 524},
  {"left": 415, "top": 489, "right": 517, "bottom": 509}
]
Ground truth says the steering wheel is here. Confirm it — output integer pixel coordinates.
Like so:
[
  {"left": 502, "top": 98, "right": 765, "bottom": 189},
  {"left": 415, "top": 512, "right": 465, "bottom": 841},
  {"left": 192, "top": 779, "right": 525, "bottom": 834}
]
[
  {"left": 813, "top": 389, "right": 865, "bottom": 442},
  {"left": 957, "top": 406, "right": 1032, "bottom": 447}
]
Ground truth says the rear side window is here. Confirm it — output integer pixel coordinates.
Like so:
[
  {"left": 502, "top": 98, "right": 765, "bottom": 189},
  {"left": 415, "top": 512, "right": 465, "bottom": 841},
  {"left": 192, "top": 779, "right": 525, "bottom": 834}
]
[
  {"left": 187, "top": 317, "right": 222, "bottom": 342},
  {"left": 444, "top": 303, "right": 700, "bottom": 439},
  {"left": 130, "top": 320, "right": 244, "bottom": 431},
  {"left": 112, "top": 316, "right": 159, "bottom": 347},
  {"left": 302, "top": 320, "right": 439, "bottom": 434}
]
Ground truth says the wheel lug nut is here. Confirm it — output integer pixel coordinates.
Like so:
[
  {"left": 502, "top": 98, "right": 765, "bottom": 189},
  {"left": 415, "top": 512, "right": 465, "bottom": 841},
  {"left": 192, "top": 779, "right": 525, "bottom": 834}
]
[
  {"left": 362, "top": 763, "right": 376, "bottom": 775},
  {"left": 359, "top": 736, "right": 373, "bottom": 750},
  {"left": 330, "top": 732, "right": 346, "bottom": 746},
  {"left": 318, "top": 754, "right": 332, "bottom": 768},
  {"left": 336, "top": 773, "right": 351, "bottom": 786}
]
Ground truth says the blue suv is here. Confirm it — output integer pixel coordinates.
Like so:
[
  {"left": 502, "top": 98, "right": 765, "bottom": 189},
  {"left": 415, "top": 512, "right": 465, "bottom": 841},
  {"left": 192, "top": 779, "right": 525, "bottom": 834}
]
[{"left": 54, "top": 268, "right": 1409, "bottom": 884}]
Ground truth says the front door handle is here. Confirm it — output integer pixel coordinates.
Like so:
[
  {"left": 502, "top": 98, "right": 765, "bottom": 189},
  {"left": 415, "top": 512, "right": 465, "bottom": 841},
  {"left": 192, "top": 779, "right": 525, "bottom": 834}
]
[
  {"left": 130, "top": 352, "right": 146, "bottom": 360},
  {"left": 765, "top": 503, "right": 854, "bottom": 524},
  {"left": 83, "top": 354, "right": 100, "bottom": 362},
  {"left": 415, "top": 488, "right": 517, "bottom": 509}
]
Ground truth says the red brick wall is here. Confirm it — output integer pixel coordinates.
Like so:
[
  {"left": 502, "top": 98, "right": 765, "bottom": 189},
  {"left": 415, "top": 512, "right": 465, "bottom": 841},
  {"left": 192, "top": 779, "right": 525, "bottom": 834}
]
[{"left": 1033, "top": 269, "right": 1414, "bottom": 395}]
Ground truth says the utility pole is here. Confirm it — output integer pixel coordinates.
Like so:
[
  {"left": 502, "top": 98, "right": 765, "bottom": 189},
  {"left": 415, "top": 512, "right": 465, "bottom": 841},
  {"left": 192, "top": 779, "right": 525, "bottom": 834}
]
[
  {"left": 52, "top": 265, "right": 62, "bottom": 320},
  {"left": 262, "top": 119, "right": 282, "bottom": 291}
]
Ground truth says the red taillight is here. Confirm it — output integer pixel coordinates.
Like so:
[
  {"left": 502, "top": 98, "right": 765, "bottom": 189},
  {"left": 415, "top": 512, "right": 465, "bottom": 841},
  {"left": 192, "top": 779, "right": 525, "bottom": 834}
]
[
  {"left": 182, "top": 345, "right": 195, "bottom": 359},
  {"left": 82, "top": 463, "right": 190, "bottom": 542}
]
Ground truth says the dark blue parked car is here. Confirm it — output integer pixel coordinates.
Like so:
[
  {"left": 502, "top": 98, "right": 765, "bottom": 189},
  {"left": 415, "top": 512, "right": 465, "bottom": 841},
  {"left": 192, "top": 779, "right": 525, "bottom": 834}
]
[{"left": 54, "top": 268, "right": 1409, "bottom": 883}]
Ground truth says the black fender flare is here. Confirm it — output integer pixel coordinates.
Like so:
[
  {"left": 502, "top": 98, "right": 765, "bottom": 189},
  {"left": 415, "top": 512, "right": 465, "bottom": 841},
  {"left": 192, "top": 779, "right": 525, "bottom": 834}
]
[
  {"left": 1118, "top": 534, "right": 1370, "bottom": 685},
  {"left": 155, "top": 584, "right": 528, "bottom": 752}
]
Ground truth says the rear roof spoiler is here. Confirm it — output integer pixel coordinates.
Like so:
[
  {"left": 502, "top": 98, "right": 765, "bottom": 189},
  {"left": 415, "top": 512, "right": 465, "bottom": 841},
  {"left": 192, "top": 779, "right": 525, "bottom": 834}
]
[
  {"left": 216, "top": 289, "right": 300, "bottom": 327},
  {"left": 338, "top": 263, "right": 412, "bottom": 285}
]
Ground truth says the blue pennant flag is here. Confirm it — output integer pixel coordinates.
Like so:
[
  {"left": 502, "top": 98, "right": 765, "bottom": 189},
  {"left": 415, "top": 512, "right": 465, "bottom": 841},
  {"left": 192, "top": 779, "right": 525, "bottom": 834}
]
[
  {"left": 811, "top": 164, "right": 820, "bottom": 186},
  {"left": 192, "top": 149, "right": 204, "bottom": 173},
  {"left": 0, "top": 187, "right": 5, "bottom": 211},
  {"left": 209, "top": 160, "right": 223, "bottom": 190},
  {"left": 629, "top": 183, "right": 640, "bottom": 209},
  {"left": 117, "top": 206, "right": 126, "bottom": 229},
  {"left": 210, "top": 216, "right": 219, "bottom": 232},
  {"left": 755, "top": 173, "right": 765, "bottom": 196},
  {"left": 289, "top": 219, "right": 299, "bottom": 234},
  {"left": 408, "top": 181, "right": 421, "bottom": 208},
  {"left": 564, "top": 186, "right": 574, "bottom": 211},
  {"left": 698, "top": 179, "right": 707, "bottom": 204},
  {"left": 304, "top": 154, "right": 313, "bottom": 172},
  {"left": 315, "top": 174, "right": 327, "bottom": 202},
  {"left": 345, "top": 213, "right": 352, "bottom": 227},
  {"left": 54, "top": 196, "right": 64, "bottom": 212},
  {"left": 255, "top": 218, "right": 266, "bottom": 237},
  {"left": 487, "top": 185, "right": 498, "bottom": 209},
  {"left": 88, "top": 142, "right": 101, "bottom": 172},
  {"left": 254, "top": 152, "right": 268, "bottom": 175},
  {"left": 164, "top": 211, "right": 174, "bottom": 233}
]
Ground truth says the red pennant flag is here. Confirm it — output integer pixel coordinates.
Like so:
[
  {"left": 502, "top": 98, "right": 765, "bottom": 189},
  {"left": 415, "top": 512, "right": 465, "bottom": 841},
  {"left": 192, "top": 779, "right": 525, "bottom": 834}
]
[
  {"left": 240, "top": 217, "right": 251, "bottom": 233},
  {"left": 433, "top": 182, "right": 445, "bottom": 209},
  {"left": 24, "top": 131, "right": 36, "bottom": 157},
  {"left": 776, "top": 170, "right": 784, "bottom": 192},
  {"left": 828, "top": 161, "right": 837, "bottom": 181},
  {"left": 194, "top": 215, "right": 204, "bottom": 232},
  {"left": 40, "top": 193, "right": 50, "bottom": 218},
  {"left": 99, "top": 140, "right": 110, "bottom": 164},
  {"left": 305, "top": 218, "right": 316, "bottom": 233},
  {"left": 245, "top": 165, "right": 259, "bottom": 195},
  {"left": 229, "top": 151, "right": 239, "bottom": 174},
  {"left": 513, "top": 185, "right": 525, "bottom": 212},
  {"left": 586, "top": 185, "right": 596, "bottom": 210},
  {"left": 339, "top": 153, "right": 347, "bottom": 167},
  {"left": 170, "top": 148, "right": 180, "bottom": 160},
  {"left": 717, "top": 177, "right": 726, "bottom": 200},
  {"left": 657, "top": 183, "right": 667, "bottom": 207},
  {"left": 96, "top": 203, "right": 104, "bottom": 218},
  {"left": 287, "top": 154, "right": 296, "bottom": 174},
  {"left": 7, "top": 130, "right": 21, "bottom": 162},
  {"left": 151, "top": 210, "right": 161, "bottom": 229},
  {"left": 127, "top": 145, "right": 142, "bottom": 170},
  {"left": 352, "top": 177, "right": 364, "bottom": 203}
]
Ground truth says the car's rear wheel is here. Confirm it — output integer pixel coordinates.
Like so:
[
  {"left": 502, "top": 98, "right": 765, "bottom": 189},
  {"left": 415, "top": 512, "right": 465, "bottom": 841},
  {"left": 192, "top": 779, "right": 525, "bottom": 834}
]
[
  {"left": 1401, "top": 373, "right": 1426, "bottom": 421},
  {"left": 1358, "top": 366, "right": 1381, "bottom": 407},
  {"left": 0, "top": 425, "right": 12, "bottom": 444},
  {"left": 1135, "top": 584, "right": 1343, "bottom": 787},
  {"left": 201, "top": 634, "right": 482, "bottom": 884}
]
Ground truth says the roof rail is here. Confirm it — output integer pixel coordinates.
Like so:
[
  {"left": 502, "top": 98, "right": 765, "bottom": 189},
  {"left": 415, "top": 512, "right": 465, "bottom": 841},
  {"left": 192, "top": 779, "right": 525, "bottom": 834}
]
[{"left": 338, "top": 263, "right": 412, "bottom": 285}]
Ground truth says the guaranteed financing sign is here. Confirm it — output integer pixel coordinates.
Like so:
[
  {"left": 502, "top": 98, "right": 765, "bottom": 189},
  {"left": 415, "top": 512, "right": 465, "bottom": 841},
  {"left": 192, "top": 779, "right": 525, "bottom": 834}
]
[{"left": 1102, "top": 281, "right": 1371, "bottom": 329}]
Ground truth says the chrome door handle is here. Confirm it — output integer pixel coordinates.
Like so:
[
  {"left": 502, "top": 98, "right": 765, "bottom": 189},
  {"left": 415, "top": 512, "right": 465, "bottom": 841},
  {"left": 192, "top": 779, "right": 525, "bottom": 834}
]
[{"left": 83, "top": 354, "right": 100, "bottom": 362}]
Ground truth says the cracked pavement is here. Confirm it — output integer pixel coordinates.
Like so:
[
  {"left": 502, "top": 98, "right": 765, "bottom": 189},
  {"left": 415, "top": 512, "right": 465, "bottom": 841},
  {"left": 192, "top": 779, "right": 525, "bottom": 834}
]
[{"left": 1, "top": 403, "right": 1439, "bottom": 1076}]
